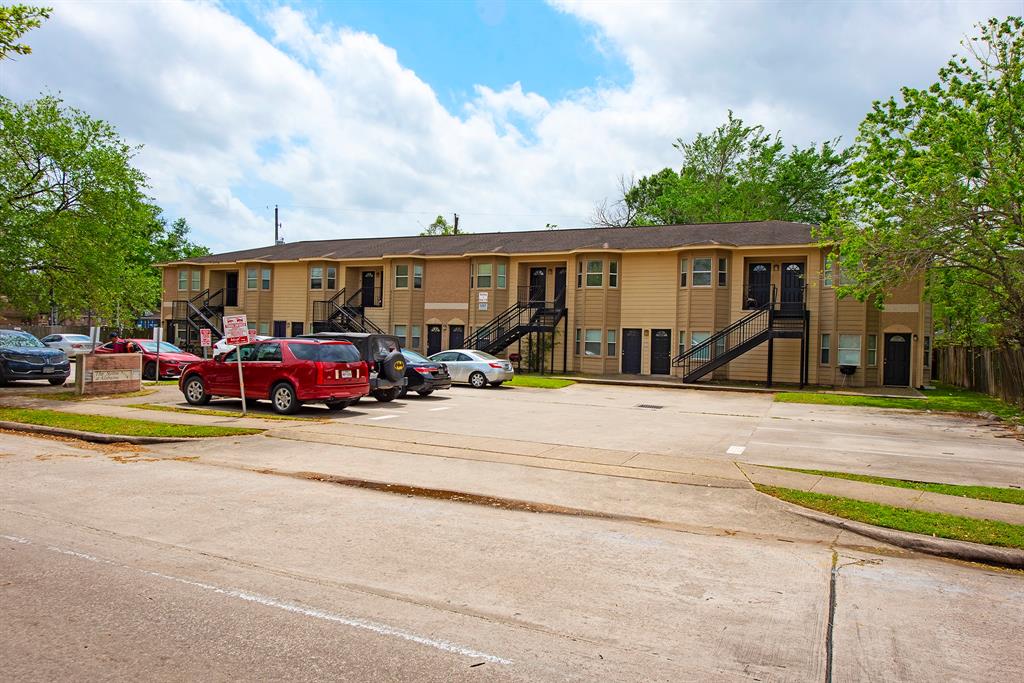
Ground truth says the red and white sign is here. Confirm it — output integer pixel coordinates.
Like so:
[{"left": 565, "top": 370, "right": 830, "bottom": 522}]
[
  {"left": 223, "top": 314, "right": 250, "bottom": 345},
  {"left": 199, "top": 328, "right": 212, "bottom": 348}
]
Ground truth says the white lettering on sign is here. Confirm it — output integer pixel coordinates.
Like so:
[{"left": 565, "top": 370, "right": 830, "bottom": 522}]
[
  {"left": 199, "top": 329, "right": 212, "bottom": 347},
  {"left": 89, "top": 369, "right": 140, "bottom": 383},
  {"left": 478, "top": 291, "right": 488, "bottom": 302}
]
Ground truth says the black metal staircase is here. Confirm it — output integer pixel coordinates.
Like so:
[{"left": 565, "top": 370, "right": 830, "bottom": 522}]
[
  {"left": 312, "top": 288, "right": 385, "bottom": 335},
  {"left": 467, "top": 287, "right": 567, "bottom": 357},
  {"left": 673, "top": 285, "right": 809, "bottom": 386},
  {"left": 172, "top": 289, "right": 224, "bottom": 341}
]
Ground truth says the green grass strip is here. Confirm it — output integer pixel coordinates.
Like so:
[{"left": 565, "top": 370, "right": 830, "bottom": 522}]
[
  {"left": 45, "top": 389, "right": 158, "bottom": 402},
  {"left": 775, "top": 382, "right": 1023, "bottom": 423},
  {"left": 772, "top": 467, "right": 1024, "bottom": 506},
  {"left": 505, "top": 375, "right": 575, "bottom": 389},
  {"left": 127, "top": 403, "right": 318, "bottom": 422},
  {"left": 756, "top": 484, "right": 1024, "bottom": 549},
  {"left": 0, "top": 407, "right": 262, "bottom": 438}
]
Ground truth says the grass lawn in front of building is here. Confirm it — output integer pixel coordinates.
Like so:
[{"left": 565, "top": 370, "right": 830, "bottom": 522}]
[
  {"left": 0, "top": 407, "right": 262, "bottom": 438},
  {"left": 505, "top": 375, "right": 575, "bottom": 389}
]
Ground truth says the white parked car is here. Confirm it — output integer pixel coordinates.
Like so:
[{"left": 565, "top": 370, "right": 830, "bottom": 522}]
[
  {"left": 213, "top": 335, "right": 270, "bottom": 357},
  {"left": 427, "top": 349, "right": 514, "bottom": 388},
  {"left": 40, "top": 333, "right": 97, "bottom": 357}
]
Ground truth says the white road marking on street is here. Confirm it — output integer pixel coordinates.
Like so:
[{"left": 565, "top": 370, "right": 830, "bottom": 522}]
[
  {"left": 0, "top": 534, "right": 512, "bottom": 665},
  {"left": 428, "top": 407, "right": 450, "bottom": 412},
  {"left": 369, "top": 414, "right": 399, "bottom": 421},
  {"left": 726, "top": 445, "right": 746, "bottom": 456}
]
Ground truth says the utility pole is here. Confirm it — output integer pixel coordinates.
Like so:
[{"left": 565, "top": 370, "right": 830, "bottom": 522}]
[
  {"left": 453, "top": 213, "right": 460, "bottom": 234},
  {"left": 274, "top": 204, "right": 280, "bottom": 245}
]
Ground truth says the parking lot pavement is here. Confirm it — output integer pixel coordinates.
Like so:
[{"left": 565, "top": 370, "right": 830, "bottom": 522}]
[{"left": 2, "top": 433, "right": 1020, "bottom": 681}]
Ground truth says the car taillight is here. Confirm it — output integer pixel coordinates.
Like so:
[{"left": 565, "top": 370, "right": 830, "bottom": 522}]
[
  {"left": 316, "top": 361, "right": 325, "bottom": 384},
  {"left": 72, "top": 344, "right": 84, "bottom": 348},
  {"left": 488, "top": 362, "right": 504, "bottom": 368},
  {"left": 414, "top": 366, "right": 433, "bottom": 374}
]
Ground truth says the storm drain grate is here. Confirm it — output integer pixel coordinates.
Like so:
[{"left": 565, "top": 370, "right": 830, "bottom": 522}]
[{"left": 635, "top": 404, "right": 665, "bottom": 410}]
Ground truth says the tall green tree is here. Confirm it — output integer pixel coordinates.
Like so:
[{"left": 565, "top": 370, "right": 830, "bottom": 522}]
[
  {"left": 592, "top": 113, "right": 851, "bottom": 227},
  {"left": 0, "top": 4, "right": 50, "bottom": 59},
  {"left": 150, "top": 217, "right": 210, "bottom": 263},
  {"left": 421, "top": 214, "right": 461, "bottom": 235},
  {"left": 0, "top": 95, "right": 164, "bottom": 320},
  {"left": 820, "top": 17, "right": 1024, "bottom": 345}
]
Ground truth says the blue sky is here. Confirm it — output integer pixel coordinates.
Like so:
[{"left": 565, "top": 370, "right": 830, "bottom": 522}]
[{"left": 3, "top": 1, "right": 1020, "bottom": 252}]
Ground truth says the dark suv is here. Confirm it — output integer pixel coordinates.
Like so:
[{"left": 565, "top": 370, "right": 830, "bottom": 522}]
[{"left": 299, "top": 332, "right": 407, "bottom": 402}]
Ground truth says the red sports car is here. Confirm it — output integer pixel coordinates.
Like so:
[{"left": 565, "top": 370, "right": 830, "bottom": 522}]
[
  {"left": 94, "top": 339, "right": 202, "bottom": 380},
  {"left": 178, "top": 338, "right": 369, "bottom": 414}
]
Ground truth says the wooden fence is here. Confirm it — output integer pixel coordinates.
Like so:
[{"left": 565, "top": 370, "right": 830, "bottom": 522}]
[{"left": 934, "top": 345, "right": 1024, "bottom": 409}]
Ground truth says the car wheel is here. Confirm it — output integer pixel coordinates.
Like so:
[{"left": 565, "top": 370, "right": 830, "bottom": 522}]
[
  {"left": 183, "top": 375, "right": 211, "bottom": 406},
  {"left": 271, "top": 382, "right": 300, "bottom": 414},
  {"left": 468, "top": 371, "right": 487, "bottom": 389},
  {"left": 325, "top": 400, "right": 351, "bottom": 411},
  {"left": 398, "top": 386, "right": 409, "bottom": 398},
  {"left": 417, "top": 389, "right": 434, "bottom": 397},
  {"left": 490, "top": 381, "right": 504, "bottom": 387},
  {"left": 143, "top": 361, "right": 156, "bottom": 381},
  {"left": 48, "top": 378, "right": 66, "bottom": 386},
  {"left": 371, "top": 387, "right": 402, "bottom": 402}
]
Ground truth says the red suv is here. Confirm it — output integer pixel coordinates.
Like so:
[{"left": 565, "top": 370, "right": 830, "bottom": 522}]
[{"left": 178, "top": 338, "right": 369, "bottom": 414}]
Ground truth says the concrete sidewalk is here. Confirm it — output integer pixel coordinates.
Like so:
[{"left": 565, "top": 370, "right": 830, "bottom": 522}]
[{"left": 739, "top": 463, "right": 1024, "bottom": 525}]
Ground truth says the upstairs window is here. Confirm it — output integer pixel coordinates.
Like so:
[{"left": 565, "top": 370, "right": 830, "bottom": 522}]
[
  {"left": 326, "top": 266, "right": 337, "bottom": 289},
  {"left": 476, "top": 263, "right": 492, "bottom": 288},
  {"left": 924, "top": 336, "right": 931, "bottom": 367},
  {"left": 679, "top": 258, "right": 688, "bottom": 287},
  {"left": 246, "top": 267, "right": 257, "bottom": 290},
  {"left": 394, "top": 264, "right": 409, "bottom": 289},
  {"left": 310, "top": 266, "right": 323, "bottom": 290},
  {"left": 497, "top": 263, "right": 507, "bottom": 289},
  {"left": 718, "top": 258, "right": 728, "bottom": 287},
  {"left": 413, "top": 264, "right": 423, "bottom": 289},
  {"left": 191, "top": 270, "right": 201, "bottom": 290},
  {"left": 609, "top": 261, "right": 618, "bottom": 288},
  {"left": 576, "top": 261, "right": 583, "bottom": 288},
  {"left": 586, "top": 260, "right": 603, "bottom": 287},
  {"left": 692, "top": 258, "right": 712, "bottom": 287},
  {"left": 261, "top": 268, "right": 271, "bottom": 290},
  {"left": 178, "top": 269, "right": 188, "bottom": 291},
  {"left": 823, "top": 256, "right": 835, "bottom": 288}
]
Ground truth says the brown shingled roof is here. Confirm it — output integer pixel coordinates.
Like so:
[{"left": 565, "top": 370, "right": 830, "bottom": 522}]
[{"left": 172, "top": 220, "right": 815, "bottom": 264}]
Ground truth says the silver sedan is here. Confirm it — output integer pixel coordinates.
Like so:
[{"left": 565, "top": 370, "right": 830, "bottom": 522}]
[
  {"left": 40, "top": 333, "right": 97, "bottom": 357},
  {"left": 427, "top": 349, "right": 514, "bottom": 388}
]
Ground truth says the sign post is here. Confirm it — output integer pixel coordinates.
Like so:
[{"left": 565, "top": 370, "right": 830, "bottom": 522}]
[
  {"left": 199, "top": 328, "right": 212, "bottom": 359},
  {"left": 152, "top": 327, "right": 163, "bottom": 382},
  {"left": 222, "top": 314, "right": 250, "bottom": 416}
]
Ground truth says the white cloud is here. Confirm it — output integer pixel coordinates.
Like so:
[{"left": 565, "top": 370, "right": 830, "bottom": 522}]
[{"left": 0, "top": 0, "right": 1017, "bottom": 252}]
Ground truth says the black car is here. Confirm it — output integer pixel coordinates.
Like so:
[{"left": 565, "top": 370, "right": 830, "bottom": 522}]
[
  {"left": 0, "top": 329, "right": 72, "bottom": 386},
  {"left": 396, "top": 348, "right": 452, "bottom": 397},
  {"left": 298, "top": 332, "right": 407, "bottom": 402}
]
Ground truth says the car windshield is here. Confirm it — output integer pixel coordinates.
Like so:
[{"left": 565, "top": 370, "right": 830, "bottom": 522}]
[
  {"left": 401, "top": 349, "right": 429, "bottom": 363},
  {"left": 137, "top": 341, "right": 184, "bottom": 353},
  {"left": 472, "top": 351, "right": 500, "bottom": 361},
  {"left": 0, "top": 332, "right": 45, "bottom": 348}
]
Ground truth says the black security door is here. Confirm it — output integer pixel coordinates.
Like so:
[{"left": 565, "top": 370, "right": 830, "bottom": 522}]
[
  {"left": 622, "top": 328, "right": 642, "bottom": 374},
  {"left": 780, "top": 262, "right": 805, "bottom": 315},
  {"left": 449, "top": 325, "right": 465, "bottom": 349},
  {"left": 273, "top": 321, "right": 287, "bottom": 337},
  {"left": 291, "top": 322, "right": 304, "bottom": 337},
  {"left": 554, "top": 267, "right": 567, "bottom": 307},
  {"left": 529, "top": 268, "right": 547, "bottom": 303},
  {"left": 884, "top": 333, "right": 911, "bottom": 386},
  {"left": 361, "top": 271, "right": 375, "bottom": 307},
  {"left": 427, "top": 325, "right": 442, "bottom": 356},
  {"left": 746, "top": 262, "right": 770, "bottom": 308},
  {"left": 225, "top": 272, "right": 239, "bottom": 307},
  {"left": 651, "top": 329, "right": 671, "bottom": 375}
]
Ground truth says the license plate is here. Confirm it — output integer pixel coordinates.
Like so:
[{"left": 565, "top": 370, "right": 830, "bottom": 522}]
[
  {"left": 43, "top": 366, "right": 54, "bottom": 373},
  {"left": 341, "top": 370, "right": 352, "bottom": 378}
]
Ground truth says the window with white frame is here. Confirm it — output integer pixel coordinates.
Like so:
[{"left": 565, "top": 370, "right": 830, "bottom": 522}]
[
  {"left": 609, "top": 261, "right": 618, "bottom": 288},
  {"left": 496, "top": 263, "right": 506, "bottom": 289},
  {"left": 823, "top": 256, "right": 835, "bottom": 288},
  {"left": 411, "top": 325, "right": 421, "bottom": 349},
  {"left": 326, "top": 266, "right": 337, "bottom": 289},
  {"left": 246, "top": 267, "right": 257, "bottom": 290},
  {"left": 692, "top": 258, "right": 712, "bottom": 287},
  {"left": 261, "top": 268, "right": 271, "bottom": 290},
  {"left": 394, "top": 264, "right": 409, "bottom": 288},
  {"left": 867, "top": 334, "right": 877, "bottom": 366},
  {"left": 838, "top": 335, "right": 861, "bottom": 366},
  {"left": 309, "top": 266, "right": 323, "bottom": 290},
  {"left": 691, "top": 332, "right": 711, "bottom": 361},
  {"left": 476, "top": 263, "right": 492, "bottom": 288},
  {"left": 606, "top": 329, "right": 617, "bottom": 357},
  {"left": 394, "top": 324, "right": 407, "bottom": 346},
  {"left": 258, "top": 321, "right": 270, "bottom": 335},
  {"left": 584, "top": 329, "right": 601, "bottom": 356},
  {"left": 679, "top": 258, "right": 688, "bottom": 287},
  {"left": 576, "top": 261, "right": 583, "bottom": 288},
  {"left": 718, "top": 257, "right": 728, "bottom": 287},
  {"left": 191, "top": 270, "right": 201, "bottom": 290},
  {"left": 678, "top": 331, "right": 686, "bottom": 357},
  {"left": 820, "top": 333, "right": 831, "bottom": 365},
  {"left": 586, "top": 260, "right": 603, "bottom": 287},
  {"left": 574, "top": 328, "right": 581, "bottom": 355},
  {"left": 178, "top": 269, "right": 188, "bottom": 290},
  {"left": 413, "top": 264, "right": 423, "bottom": 289}
]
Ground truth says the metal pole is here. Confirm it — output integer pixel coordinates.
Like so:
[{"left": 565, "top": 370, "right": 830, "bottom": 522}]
[
  {"left": 237, "top": 349, "right": 247, "bottom": 416},
  {"left": 766, "top": 336, "right": 774, "bottom": 388}
]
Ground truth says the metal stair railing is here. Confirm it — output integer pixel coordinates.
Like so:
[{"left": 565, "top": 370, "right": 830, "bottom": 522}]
[{"left": 673, "top": 303, "right": 771, "bottom": 380}]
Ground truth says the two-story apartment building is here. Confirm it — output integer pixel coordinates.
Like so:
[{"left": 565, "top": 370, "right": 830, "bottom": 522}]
[{"left": 159, "top": 221, "right": 933, "bottom": 388}]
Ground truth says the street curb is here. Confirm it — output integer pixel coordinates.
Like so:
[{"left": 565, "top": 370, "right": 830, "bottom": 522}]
[
  {"left": 768, "top": 495, "right": 1024, "bottom": 569},
  {"left": 551, "top": 376, "right": 777, "bottom": 394},
  {"left": 0, "top": 421, "right": 189, "bottom": 445}
]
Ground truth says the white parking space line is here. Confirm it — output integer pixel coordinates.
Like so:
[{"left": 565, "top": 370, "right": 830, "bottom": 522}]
[
  {"left": 428, "top": 407, "right": 450, "bottom": 412},
  {"left": 368, "top": 415, "right": 399, "bottom": 421},
  {"left": 726, "top": 445, "right": 746, "bottom": 456},
  {"left": 1, "top": 535, "right": 511, "bottom": 665}
]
